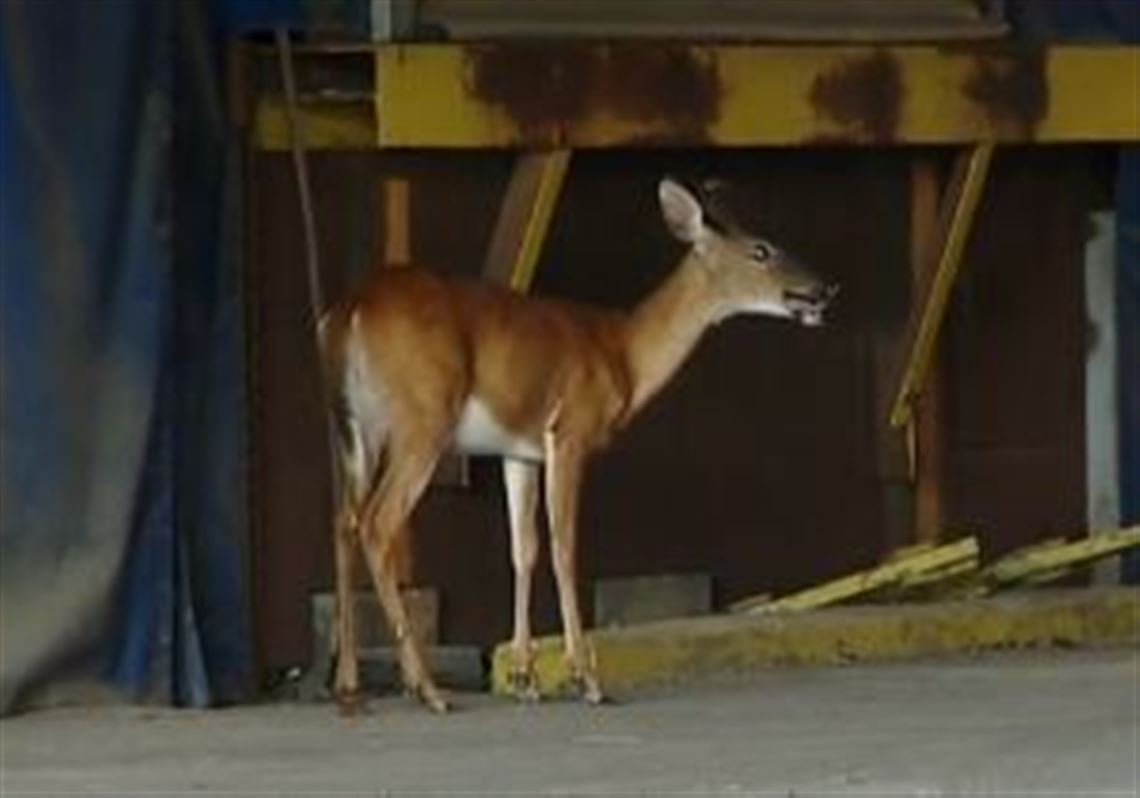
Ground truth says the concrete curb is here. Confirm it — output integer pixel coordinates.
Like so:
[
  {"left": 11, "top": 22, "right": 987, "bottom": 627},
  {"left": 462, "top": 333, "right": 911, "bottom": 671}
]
[{"left": 490, "top": 588, "right": 1139, "bottom": 696}]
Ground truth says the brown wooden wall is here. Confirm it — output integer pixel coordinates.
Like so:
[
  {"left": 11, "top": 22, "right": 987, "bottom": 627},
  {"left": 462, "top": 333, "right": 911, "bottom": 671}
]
[
  {"left": 941, "top": 150, "right": 1089, "bottom": 556},
  {"left": 247, "top": 147, "right": 1090, "bottom": 675}
]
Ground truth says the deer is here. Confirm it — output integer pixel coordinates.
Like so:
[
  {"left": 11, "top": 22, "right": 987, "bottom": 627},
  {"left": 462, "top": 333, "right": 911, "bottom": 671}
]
[{"left": 318, "top": 177, "right": 836, "bottom": 713}]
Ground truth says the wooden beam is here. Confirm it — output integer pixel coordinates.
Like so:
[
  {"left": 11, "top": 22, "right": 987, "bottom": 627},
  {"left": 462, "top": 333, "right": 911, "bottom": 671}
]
[{"left": 890, "top": 143, "right": 993, "bottom": 429}]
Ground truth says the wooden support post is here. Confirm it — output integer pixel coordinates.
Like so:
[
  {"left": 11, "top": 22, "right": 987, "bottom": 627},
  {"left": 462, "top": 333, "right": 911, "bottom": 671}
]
[
  {"left": 382, "top": 177, "right": 411, "bottom": 266},
  {"left": 890, "top": 144, "right": 993, "bottom": 551},
  {"left": 483, "top": 150, "right": 572, "bottom": 292},
  {"left": 910, "top": 159, "right": 945, "bottom": 544}
]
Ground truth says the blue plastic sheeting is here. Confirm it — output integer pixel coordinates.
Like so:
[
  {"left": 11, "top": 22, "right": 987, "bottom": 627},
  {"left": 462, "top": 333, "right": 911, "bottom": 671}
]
[
  {"left": 1007, "top": 0, "right": 1139, "bottom": 40},
  {"left": 0, "top": 0, "right": 251, "bottom": 713},
  {"left": 1007, "top": 0, "right": 1140, "bottom": 582},
  {"left": 212, "top": 0, "right": 305, "bottom": 32}
]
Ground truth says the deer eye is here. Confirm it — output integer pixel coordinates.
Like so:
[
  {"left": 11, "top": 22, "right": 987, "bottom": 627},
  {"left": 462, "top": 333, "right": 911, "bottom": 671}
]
[{"left": 752, "top": 242, "right": 773, "bottom": 261}]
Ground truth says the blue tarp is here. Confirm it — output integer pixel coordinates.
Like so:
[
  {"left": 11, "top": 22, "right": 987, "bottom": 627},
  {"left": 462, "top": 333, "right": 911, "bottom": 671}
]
[{"left": 0, "top": 0, "right": 254, "bottom": 713}]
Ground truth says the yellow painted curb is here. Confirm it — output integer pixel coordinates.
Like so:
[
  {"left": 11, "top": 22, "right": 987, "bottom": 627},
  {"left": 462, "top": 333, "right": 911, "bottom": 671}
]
[{"left": 491, "top": 588, "right": 1139, "bottom": 697}]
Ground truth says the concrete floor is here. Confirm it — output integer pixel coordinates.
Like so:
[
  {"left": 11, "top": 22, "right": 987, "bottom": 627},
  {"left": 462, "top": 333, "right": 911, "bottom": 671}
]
[{"left": 1, "top": 649, "right": 1136, "bottom": 797}]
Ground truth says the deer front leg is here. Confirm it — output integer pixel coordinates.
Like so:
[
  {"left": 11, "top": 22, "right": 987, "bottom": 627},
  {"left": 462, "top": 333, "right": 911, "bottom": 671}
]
[
  {"left": 543, "top": 437, "right": 605, "bottom": 705},
  {"left": 503, "top": 458, "right": 541, "bottom": 701}
]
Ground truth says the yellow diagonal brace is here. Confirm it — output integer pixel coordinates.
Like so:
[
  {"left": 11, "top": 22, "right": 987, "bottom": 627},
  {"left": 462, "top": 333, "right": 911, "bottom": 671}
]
[
  {"left": 511, "top": 151, "right": 570, "bottom": 293},
  {"left": 482, "top": 150, "right": 572, "bottom": 293},
  {"left": 890, "top": 142, "right": 994, "bottom": 429}
]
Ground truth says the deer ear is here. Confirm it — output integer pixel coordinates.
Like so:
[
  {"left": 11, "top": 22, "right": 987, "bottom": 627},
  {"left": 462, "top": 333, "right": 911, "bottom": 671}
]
[{"left": 658, "top": 177, "right": 706, "bottom": 245}]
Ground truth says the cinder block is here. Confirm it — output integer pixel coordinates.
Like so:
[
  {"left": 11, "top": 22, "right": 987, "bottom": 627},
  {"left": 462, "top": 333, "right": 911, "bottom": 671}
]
[
  {"left": 594, "top": 573, "right": 712, "bottom": 628},
  {"left": 357, "top": 645, "right": 486, "bottom": 691},
  {"left": 312, "top": 587, "right": 439, "bottom": 649},
  {"left": 304, "top": 587, "right": 440, "bottom": 699}
]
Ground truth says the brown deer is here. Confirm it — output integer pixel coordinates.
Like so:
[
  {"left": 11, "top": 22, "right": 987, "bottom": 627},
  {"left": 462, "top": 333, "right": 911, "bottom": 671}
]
[{"left": 318, "top": 177, "right": 835, "bottom": 712}]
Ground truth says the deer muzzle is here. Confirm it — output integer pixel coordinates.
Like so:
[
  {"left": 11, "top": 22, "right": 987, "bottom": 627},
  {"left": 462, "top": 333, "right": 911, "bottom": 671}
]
[{"left": 784, "top": 283, "right": 838, "bottom": 327}]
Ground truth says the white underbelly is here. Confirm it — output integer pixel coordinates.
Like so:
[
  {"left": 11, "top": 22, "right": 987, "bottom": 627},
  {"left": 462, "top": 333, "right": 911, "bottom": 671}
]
[{"left": 453, "top": 398, "right": 543, "bottom": 461}]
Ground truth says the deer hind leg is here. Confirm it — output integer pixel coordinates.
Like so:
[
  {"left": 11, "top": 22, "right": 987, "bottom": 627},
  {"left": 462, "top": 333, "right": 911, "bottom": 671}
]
[
  {"left": 328, "top": 411, "right": 376, "bottom": 712},
  {"left": 332, "top": 500, "right": 361, "bottom": 714},
  {"left": 503, "top": 458, "right": 541, "bottom": 701},
  {"left": 357, "top": 433, "right": 449, "bottom": 713},
  {"left": 543, "top": 436, "right": 605, "bottom": 705}
]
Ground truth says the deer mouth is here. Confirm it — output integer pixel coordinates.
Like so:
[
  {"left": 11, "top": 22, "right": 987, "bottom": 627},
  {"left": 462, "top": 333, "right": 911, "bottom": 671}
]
[{"left": 783, "top": 286, "right": 833, "bottom": 326}]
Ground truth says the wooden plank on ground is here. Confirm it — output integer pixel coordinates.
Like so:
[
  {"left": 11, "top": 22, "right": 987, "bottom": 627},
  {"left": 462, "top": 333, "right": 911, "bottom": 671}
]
[
  {"left": 972, "top": 526, "right": 1140, "bottom": 593},
  {"left": 730, "top": 536, "right": 979, "bottom": 614}
]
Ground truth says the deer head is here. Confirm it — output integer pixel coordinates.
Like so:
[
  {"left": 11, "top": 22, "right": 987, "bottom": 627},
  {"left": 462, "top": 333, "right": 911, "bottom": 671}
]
[{"left": 659, "top": 177, "right": 837, "bottom": 327}]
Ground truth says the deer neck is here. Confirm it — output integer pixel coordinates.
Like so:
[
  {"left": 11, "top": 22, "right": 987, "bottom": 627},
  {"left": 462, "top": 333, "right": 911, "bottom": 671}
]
[{"left": 624, "top": 252, "right": 723, "bottom": 416}]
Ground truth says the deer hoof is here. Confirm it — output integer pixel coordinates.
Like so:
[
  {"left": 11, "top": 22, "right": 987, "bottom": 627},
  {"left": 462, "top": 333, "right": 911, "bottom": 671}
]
[
  {"left": 421, "top": 687, "right": 451, "bottom": 714},
  {"left": 335, "top": 690, "right": 364, "bottom": 717},
  {"left": 405, "top": 678, "right": 451, "bottom": 713},
  {"left": 507, "top": 668, "right": 542, "bottom": 703},
  {"left": 572, "top": 674, "right": 609, "bottom": 706}
]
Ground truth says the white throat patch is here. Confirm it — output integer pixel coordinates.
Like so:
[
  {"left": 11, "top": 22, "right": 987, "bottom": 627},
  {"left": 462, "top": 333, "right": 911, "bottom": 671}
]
[
  {"left": 453, "top": 398, "right": 543, "bottom": 461},
  {"left": 744, "top": 299, "right": 794, "bottom": 319}
]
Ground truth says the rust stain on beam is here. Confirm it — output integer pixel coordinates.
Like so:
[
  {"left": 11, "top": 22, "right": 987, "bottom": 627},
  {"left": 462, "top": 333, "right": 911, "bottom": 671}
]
[
  {"left": 961, "top": 47, "right": 1049, "bottom": 138},
  {"left": 810, "top": 49, "right": 904, "bottom": 143},
  {"left": 465, "top": 44, "right": 722, "bottom": 146}
]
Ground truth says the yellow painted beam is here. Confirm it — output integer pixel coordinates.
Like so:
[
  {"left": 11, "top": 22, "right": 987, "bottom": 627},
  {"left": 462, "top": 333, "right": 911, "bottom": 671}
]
[
  {"left": 251, "top": 44, "right": 1140, "bottom": 150},
  {"left": 890, "top": 143, "right": 994, "bottom": 429},
  {"left": 491, "top": 588, "right": 1140, "bottom": 698},
  {"left": 375, "top": 44, "right": 1140, "bottom": 148},
  {"left": 730, "top": 535, "right": 979, "bottom": 614},
  {"left": 254, "top": 98, "right": 375, "bottom": 151}
]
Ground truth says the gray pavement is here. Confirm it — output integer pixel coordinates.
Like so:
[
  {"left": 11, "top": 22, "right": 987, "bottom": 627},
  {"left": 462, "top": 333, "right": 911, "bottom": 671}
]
[{"left": 1, "top": 649, "right": 1137, "bottom": 797}]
